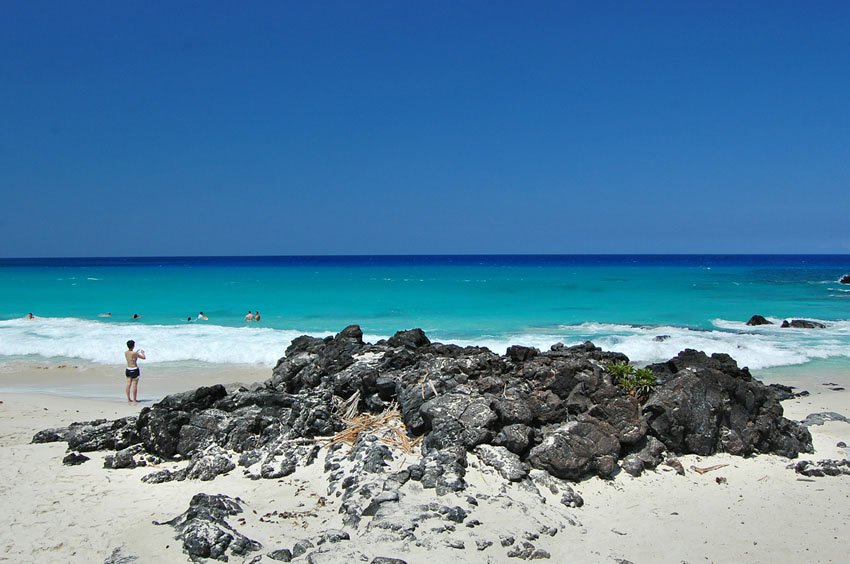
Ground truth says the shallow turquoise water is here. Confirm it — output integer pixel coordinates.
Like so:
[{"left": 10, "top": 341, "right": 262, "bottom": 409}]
[{"left": 1, "top": 255, "right": 848, "bottom": 369}]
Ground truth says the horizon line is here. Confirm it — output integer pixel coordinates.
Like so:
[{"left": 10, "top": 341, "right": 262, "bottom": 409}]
[{"left": 3, "top": 252, "right": 850, "bottom": 261}]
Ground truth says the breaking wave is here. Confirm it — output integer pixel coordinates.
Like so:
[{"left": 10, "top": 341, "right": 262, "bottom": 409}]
[{"left": 1, "top": 316, "right": 849, "bottom": 371}]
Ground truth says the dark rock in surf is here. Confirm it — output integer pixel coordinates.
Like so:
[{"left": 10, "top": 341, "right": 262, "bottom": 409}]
[
  {"left": 746, "top": 315, "right": 772, "bottom": 326},
  {"left": 839, "top": 274, "right": 850, "bottom": 284},
  {"left": 780, "top": 319, "right": 826, "bottom": 329},
  {"left": 387, "top": 328, "right": 431, "bottom": 350}
]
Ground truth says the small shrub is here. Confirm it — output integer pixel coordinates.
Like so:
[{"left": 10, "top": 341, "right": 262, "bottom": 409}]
[
  {"left": 606, "top": 361, "right": 634, "bottom": 382},
  {"left": 632, "top": 367, "right": 658, "bottom": 397},
  {"left": 607, "top": 362, "right": 657, "bottom": 400}
]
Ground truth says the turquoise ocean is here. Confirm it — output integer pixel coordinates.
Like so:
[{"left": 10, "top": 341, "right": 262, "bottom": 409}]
[{"left": 1, "top": 255, "right": 849, "bottom": 373}]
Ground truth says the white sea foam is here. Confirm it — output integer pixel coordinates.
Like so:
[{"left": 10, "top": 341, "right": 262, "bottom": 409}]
[
  {"left": 444, "top": 320, "right": 850, "bottom": 370},
  {"left": 1, "top": 317, "right": 849, "bottom": 371},
  {"left": 0, "top": 318, "right": 331, "bottom": 366}
]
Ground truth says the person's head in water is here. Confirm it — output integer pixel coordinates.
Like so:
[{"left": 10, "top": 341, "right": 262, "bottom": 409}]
[{"left": 127, "top": 340, "right": 135, "bottom": 350}]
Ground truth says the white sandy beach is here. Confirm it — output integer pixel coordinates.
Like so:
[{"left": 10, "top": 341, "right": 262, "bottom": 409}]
[{"left": 1, "top": 363, "right": 848, "bottom": 563}]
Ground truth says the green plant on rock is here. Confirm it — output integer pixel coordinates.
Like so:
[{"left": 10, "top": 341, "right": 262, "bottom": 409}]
[
  {"left": 607, "top": 362, "right": 657, "bottom": 400},
  {"left": 632, "top": 367, "right": 658, "bottom": 398},
  {"left": 606, "top": 361, "right": 634, "bottom": 382}
]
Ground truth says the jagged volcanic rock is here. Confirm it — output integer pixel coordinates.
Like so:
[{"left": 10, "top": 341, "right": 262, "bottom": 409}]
[
  {"left": 644, "top": 349, "right": 812, "bottom": 457},
  {"left": 33, "top": 325, "right": 813, "bottom": 485}
]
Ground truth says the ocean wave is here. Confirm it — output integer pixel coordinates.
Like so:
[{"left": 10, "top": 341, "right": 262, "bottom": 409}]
[
  {"left": 1, "top": 317, "right": 849, "bottom": 371},
  {"left": 0, "top": 317, "right": 336, "bottom": 366},
  {"left": 449, "top": 320, "right": 850, "bottom": 370}
]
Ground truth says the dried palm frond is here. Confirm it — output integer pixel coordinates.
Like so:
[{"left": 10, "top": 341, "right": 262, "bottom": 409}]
[
  {"left": 326, "top": 402, "right": 422, "bottom": 454},
  {"left": 335, "top": 390, "right": 362, "bottom": 421}
]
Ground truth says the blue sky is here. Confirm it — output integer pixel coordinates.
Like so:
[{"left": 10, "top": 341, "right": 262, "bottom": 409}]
[{"left": 2, "top": 1, "right": 848, "bottom": 256}]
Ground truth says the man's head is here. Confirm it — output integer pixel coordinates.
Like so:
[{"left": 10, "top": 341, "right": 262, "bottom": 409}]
[{"left": 127, "top": 340, "right": 135, "bottom": 350}]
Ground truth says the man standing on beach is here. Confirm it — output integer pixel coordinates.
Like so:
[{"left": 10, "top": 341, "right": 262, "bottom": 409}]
[{"left": 124, "top": 340, "right": 145, "bottom": 403}]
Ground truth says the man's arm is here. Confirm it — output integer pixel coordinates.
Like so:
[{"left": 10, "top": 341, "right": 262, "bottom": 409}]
[{"left": 136, "top": 349, "right": 146, "bottom": 360}]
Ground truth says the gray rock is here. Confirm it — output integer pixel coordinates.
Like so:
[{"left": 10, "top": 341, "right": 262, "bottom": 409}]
[
  {"left": 780, "top": 319, "right": 826, "bottom": 329},
  {"left": 154, "top": 493, "right": 260, "bottom": 561},
  {"left": 184, "top": 449, "right": 235, "bottom": 481},
  {"left": 790, "top": 459, "right": 850, "bottom": 477},
  {"left": 527, "top": 416, "right": 621, "bottom": 480},
  {"left": 507, "top": 345, "right": 539, "bottom": 362},
  {"left": 474, "top": 444, "right": 529, "bottom": 481},
  {"left": 588, "top": 389, "right": 646, "bottom": 445},
  {"left": 801, "top": 412, "right": 850, "bottom": 427},
  {"left": 443, "top": 505, "right": 468, "bottom": 523},
  {"left": 621, "top": 435, "right": 666, "bottom": 477},
  {"left": 644, "top": 350, "right": 813, "bottom": 457},
  {"left": 507, "top": 541, "right": 536, "bottom": 559},
  {"left": 268, "top": 548, "right": 293, "bottom": 561},
  {"left": 664, "top": 458, "right": 685, "bottom": 475},
  {"left": 559, "top": 485, "right": 584, "bottom": 508},
  {"left": 361, "top": 490, "right": 400, "bottom": 517},
  {"left": 493, "top": 423, "right": 533, "bottom": 454},
  {"left": 408, "top": 447, "right": 468, "bottom": 494},
  {"left": 318, "top": 529, "right": 350, "bottom": 544},
  {"left": 292, "top": 539, "right": 314, "bottom": 557},
  {"left": 33, "top": 417, "right": 139, "bottom": 452},
  {"left": 103, "top": 547, "right": 138, "bottom": 563},
  {"left": 387, "top": 328, "right": 431, "bottom": 350},
  {"left": 63, "top": 452, "right": 90, "bottom": 466},
  {"left": 103, "top": 444, "right": 145, "bottom": 469},
  {"left": 420, "top": 392, "right": 497, "bottom": 451},
  {"left": 259, "top": 453, "right": 297, "bottom": 479},
  {"left": 620, "top": 454, "right": 645, "bottom": 477}
]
